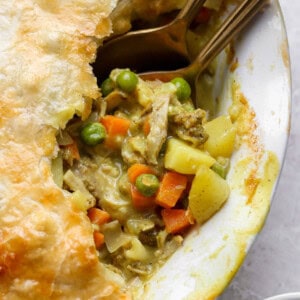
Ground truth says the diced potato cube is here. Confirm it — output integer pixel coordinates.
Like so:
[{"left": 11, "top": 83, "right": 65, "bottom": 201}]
[
  {"left": 164, "top": 138, "right": 215, "bottom": 174},
  {"left": 189, "top": 165, "right": 229, "bottom": 224},
  {"left": 203, "top": 115, "right": 236, "bottom": 158}
]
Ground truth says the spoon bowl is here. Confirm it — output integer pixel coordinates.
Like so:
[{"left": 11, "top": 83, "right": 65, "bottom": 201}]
[
  {"left": 93, "top": 0, "right": 206, "bottom": 82},
  {"left": 140, "top": 0, "right": 268, "bottom": 116},
  {"left": 94, "top": 0, "right": 268, "bottom": 116}
]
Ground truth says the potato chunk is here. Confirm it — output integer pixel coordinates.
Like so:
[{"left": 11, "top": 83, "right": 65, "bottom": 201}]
[
  {"left": 189, "top": 165, "right": 229, "bottom": 224},
  {"left": 164, "top": 138, "right": 215, "bottom": 174},
  {"left": 203, "top": 115, "right": 236, "bottom": 158}
]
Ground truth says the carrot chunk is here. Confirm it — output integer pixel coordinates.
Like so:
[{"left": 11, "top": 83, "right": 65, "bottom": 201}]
[
  {"left": 88, "top": 208, "right": 111, "bottom": 226},
  {"left": 93, "top": 231, "right": 105, "bottom": 249},
  {"left": 143, "top": 116, "right": 151, "bottom": 136},
  {"left": 130, "top": 185, "right": 156, "bottom": 211},
  {"left": 101, "top": 115, "right": 130, "bottom": 136},
  {"left": 161, "top": 209, "right": 194, "bottom": 234},
  {"left": 62, "top": 140, "right": 80, "bottom": 160},
  {"left": 100, "top": 115, "right": 130, "bottom": 148},
  {"left": 127, "top": 163, "right": 155, "bottom": 184},
  {"left": 155, "top": 172, "right": 188, "bottom": 208}
]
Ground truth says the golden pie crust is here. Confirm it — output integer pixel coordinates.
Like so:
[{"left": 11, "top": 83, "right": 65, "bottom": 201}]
[{"left": 0, "top": 0, "right": 129, "bottom": 298}]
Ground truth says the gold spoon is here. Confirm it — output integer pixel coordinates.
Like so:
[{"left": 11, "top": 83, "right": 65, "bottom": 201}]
[
  {"left": 93, "top": 0, "right": 207, "bottom": 82},
  {"left": 140, "top": 0, "right": 268, "bottom": 115}
]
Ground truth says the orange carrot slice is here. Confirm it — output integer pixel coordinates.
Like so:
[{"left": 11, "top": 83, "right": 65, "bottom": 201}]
[
  {"left": 161, "top": 209, "right": 194, "bottom": 234},
  {"left": 101, "top": 115, "right": 130, "bottom": 136},
  {"left": 88, "top": 208, "right": 111, "bottom": 226},
  {"left": 127, "top": 163, "right": 155, "bottom": 184},
  {"left": 100, "top": 115, "right": 131, "bottom": 148},
  {"left": 130, "top": 185, "right": 156, "bottom": 211},
  {"left": 63, "top": 140, "right": 80, "bottom": 160},
  {"left": 155, "top": 172, "right": 188, "bottom": 208},
  {"left": 143, "top": 116, "right": 151, "bottom": 136},
  {"left": 93, "top": 231, "right": 105, "bottom": 249}
]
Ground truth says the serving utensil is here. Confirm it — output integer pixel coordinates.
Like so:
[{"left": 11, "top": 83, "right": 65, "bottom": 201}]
[
  {"left": 93, "top": 0, "right": 206, "bottom": 82},
  {"left": 93, "top": 0, "right": 268, "bottom": 114},
  {"left": 140, "top": 0, "right": 268, "bottom": 114}
]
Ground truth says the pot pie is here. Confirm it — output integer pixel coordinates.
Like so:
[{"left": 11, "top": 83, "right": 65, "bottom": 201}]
[{"left": 0, "top": 0, "right": 238, "bottom": 299}]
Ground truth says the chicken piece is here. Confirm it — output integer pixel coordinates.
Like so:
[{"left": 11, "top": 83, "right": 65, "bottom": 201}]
[
  {"left": 121, "top": 136, "right": 147, "bottom": 165},
  {"left": 73, "top": 157, "right": 137, "bottom": 223},
  {"left": 170, "top": 108, "right": 209, "bottom": 146},
  {"left": 146, "top": 83, "right": 176, "bottom": 165}
]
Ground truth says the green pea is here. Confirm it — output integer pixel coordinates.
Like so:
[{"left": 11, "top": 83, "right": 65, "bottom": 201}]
[
  {"left": 211, "top": 158, "right": 230, "bottom": 179},
  {"left": 80, "top": 122, "right": 106, "bottom": 146},
  {"left": 171, "top": 77, "right": 191, "bottom": 101},
  {"left": 135, "top": 174, "right": 160, "bottom": 197},
  {"left": 101, "top": 78, "right": 115, "bottom": 97},
  {"left": 116, "top": 70, "right": 138, "bottom": 93}
]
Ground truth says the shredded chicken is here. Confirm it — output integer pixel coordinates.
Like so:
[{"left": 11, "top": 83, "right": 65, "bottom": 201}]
[
  {"left": 72, "top": 157, "right": 137, "bottom": 223},
  {"left": 122, "top": 136, "right": 147, "bottom": 165},
  {"left": 170, "top": 108, "right": 208, "bottom": 146},
  {"left": 146, "top": 83, "right": 176, "bottom": 165}
]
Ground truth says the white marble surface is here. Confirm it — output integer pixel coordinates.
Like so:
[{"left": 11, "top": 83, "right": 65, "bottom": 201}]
[{"left": 220, "top": 1, "right": 300, "bottom": 299}]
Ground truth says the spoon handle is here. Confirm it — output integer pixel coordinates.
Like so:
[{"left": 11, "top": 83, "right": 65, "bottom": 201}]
[
  {"left": 189, "top": 0, "right": 268, "bottom": 76},
  {"left": 142, "top": 0, "right": 268, "bottom": 83},
  {"left": 176, "top": 0, "right": 207, "bottom": 24}
]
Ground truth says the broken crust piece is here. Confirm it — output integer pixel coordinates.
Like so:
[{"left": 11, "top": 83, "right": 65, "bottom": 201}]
[{"left": 0, "top": 0, "right": 128, "bottom": 299}]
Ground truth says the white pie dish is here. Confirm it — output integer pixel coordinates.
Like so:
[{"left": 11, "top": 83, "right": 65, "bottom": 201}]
[
  {"left": 265, "top": 293, "right": 300, "bottom": 300},
  {"left": 132, "top": 1, "right": 291, "bottom": 299}
]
